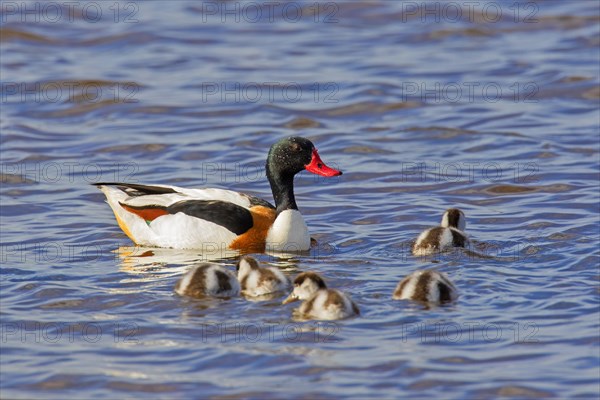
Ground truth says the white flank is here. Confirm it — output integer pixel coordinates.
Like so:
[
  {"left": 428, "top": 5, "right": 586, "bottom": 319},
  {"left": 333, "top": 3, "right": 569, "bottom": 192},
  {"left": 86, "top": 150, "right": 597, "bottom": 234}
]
[{"left": 150, "top": 213, "right": 238, "bottom": 249}]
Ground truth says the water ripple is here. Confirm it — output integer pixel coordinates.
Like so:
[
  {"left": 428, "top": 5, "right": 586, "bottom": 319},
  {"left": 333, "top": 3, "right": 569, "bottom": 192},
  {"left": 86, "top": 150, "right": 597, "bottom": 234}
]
[{"left": 1, "top": 1, "right": 598, "bottom": 399}]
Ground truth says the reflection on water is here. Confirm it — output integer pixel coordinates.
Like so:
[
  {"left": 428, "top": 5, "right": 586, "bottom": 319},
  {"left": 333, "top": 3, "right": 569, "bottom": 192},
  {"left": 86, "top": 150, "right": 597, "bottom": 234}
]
[
  {"left": 115, "top": 246, "right": 237, "bottom": 271},
  {"left": 1, "top": 1, "right": 599, "bottom": 399},
  {"left": 115, "top": 245, "right": 310, "bottom": 272}
]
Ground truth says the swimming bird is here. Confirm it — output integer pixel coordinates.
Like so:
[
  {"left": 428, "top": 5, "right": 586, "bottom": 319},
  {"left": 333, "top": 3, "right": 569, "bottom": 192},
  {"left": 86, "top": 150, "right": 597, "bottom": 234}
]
[
  {"left": 94, "top": 137, "right": 341, "bottom": 252},
  {"left": 412, "top": 208, "right": 468, "bottom": 256},
  {"left": 175, "top": 263, "right": 240, "bottom": 298},
  {"left": 236, "top": 256, "right": 290, "bottom": 297},
  {"left": 282, "top": 272, "right": 359, "bottom": 320},
  {"left": 392, "top": 269, "right": 458, "bottom": 304}
]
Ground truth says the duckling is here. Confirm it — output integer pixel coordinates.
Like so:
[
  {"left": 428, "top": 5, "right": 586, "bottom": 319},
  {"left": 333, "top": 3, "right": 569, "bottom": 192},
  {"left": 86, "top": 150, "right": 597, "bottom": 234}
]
[
  {"left": 236, "top": 256, "right": 290, "bottom": 297},
  {"left": 412, "top": 208, "right": 468, "bottom": 256},
  {"left": 175, "top": 263, "right": 240, "bottom": 298},
  {"left": 282, "top": 272, "right": 359, "bottom": 320},
  {"left": 393, "top": 269, "right": 458, "bottom": 304}
]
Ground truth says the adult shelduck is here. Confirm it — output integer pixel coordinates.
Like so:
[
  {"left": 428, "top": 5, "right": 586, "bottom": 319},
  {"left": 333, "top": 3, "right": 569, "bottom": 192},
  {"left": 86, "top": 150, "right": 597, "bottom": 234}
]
[
  {"left": 412, "top": 208, "right": 468, "bottom": 256},
  {"left": 392, "top": 269, "right": 458, "bottom": 304},
  {"left": 94, "top": 137, "right": 341, "bottom": 252},
  {"left": 283, "top": 272, "right": 359, "bottom": 320}
]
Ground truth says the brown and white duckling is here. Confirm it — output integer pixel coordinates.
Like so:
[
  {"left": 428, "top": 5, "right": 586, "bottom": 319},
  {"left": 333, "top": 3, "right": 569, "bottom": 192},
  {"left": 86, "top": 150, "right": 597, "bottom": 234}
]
[
  {"left": 412, "top": 208, "right": 468, "bottom": 256},
  {"left": 236, "top": 256, "right": 290, "bottom": 297},
  {"left": 175, "top": 263, "right": 240, "bottom": 298},
  {"left": 393, "top": 270, "right": 458, "bottom": 304},
  {"left": 282, "top": 272, "right": 359, "bottom": 320}
]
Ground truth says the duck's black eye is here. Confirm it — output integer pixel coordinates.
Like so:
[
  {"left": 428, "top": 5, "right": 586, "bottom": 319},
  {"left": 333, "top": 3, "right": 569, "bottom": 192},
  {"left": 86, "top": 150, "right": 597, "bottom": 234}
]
[{"left": 290, "top": 142, "right": 302, "bottom": 152}]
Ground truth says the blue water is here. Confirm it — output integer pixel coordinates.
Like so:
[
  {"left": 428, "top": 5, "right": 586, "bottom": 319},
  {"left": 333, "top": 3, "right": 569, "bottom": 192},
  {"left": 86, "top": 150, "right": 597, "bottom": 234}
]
[{"left": 1, "top": 1, "right": 599, "bottom": 398}]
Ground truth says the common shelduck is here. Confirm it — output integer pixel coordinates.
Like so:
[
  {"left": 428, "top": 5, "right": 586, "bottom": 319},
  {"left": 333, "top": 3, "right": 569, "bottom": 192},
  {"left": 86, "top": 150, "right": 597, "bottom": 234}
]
[
  {"left": 94, "top": 137, "right": 341, "bottom": 252},
  {"left": 236, "top": 256, "right": 290, "bottom": 297},
  {"left": 175, "top": 263, "right": 240, "bottom": 298},
  {"left": 282, "top": 272, "right": 359, "bottom": 320},
  {"left": 393, "top": 270, "right": 458, "bottom": 304},
  {"left": 412, "top": 208, "right": 468, "bottom": 256}
]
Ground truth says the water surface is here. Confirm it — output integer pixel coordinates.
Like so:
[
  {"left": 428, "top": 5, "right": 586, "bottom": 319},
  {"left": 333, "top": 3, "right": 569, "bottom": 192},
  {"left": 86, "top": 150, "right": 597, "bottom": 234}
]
[{"left": 1, "top": 1, "right": 599, "bottom": 399}]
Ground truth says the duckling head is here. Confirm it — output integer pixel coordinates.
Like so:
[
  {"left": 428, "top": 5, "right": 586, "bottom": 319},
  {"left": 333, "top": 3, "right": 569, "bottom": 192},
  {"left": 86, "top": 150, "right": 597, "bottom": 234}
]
[
  {"left": 282, "top": 272, "right": 326, "bottom": 304},
  {"left": 441, "top": 208, "right": 466, "bottom": 231}
]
